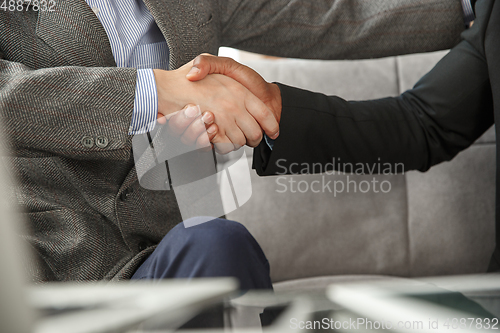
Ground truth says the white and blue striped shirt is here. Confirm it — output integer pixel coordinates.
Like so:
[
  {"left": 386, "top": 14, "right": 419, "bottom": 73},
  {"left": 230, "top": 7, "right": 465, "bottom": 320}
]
[
  {"left": 84, "top": 0, "right": 168, "bottom": 134},
  {"left": 461, "top": 0, "right": 475, "bottom": 26}
]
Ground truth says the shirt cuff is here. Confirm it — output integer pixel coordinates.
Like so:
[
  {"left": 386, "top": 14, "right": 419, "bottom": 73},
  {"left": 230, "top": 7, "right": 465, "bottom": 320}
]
[
  {"left": 264, "top": 134, "right": 275, "bottom": 150},
  {"left": 461, "top": 0, "right": 475, "bottom": 26},
  {"left": 129, "top": 69, "right": 158, "bottom": 135}
]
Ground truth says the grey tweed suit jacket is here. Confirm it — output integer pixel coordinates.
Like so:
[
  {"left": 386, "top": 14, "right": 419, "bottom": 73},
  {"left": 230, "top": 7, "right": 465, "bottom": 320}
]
[{"left": 0, "top": 0, "right": 464, "bottom": 282}]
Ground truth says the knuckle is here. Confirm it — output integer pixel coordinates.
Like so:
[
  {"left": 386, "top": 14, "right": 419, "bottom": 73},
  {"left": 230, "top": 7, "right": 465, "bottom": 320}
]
[
  {"left": 259, "top": 107, "right": 272, "bottom": 120},
  {"left": 249, "top": 130, "right": 263, "bottom": 143},
  {"left": 249, "top": 105, "right": 269, "bottom": 122},
  {"left": 211, "top": 132, "right": 223, "bottom": 144}
]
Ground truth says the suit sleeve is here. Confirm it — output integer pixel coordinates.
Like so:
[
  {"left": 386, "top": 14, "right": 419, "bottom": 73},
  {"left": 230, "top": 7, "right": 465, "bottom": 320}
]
[
  {"left": 0, "top": 56, "right": 137, "bottom": 160},
  {"left": 253, "top": 37, "right": 493, "bottom": 176},
  {"left": 220, "top": 0, "right": 465, "bottom": 60}
]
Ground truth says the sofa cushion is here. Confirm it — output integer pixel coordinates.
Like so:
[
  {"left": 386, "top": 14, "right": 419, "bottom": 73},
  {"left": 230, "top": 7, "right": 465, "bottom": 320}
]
[{"left": 273, "top": 275, "right": 407, "bottom": 292}]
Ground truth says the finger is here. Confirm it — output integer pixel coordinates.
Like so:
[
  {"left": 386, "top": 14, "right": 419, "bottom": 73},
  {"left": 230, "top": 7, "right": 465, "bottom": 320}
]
[
  {"left": 211, "top": 122, "right": 242, "bottom": 154},
  {"left": 157, "top": 110, "right": 179, "bottom": 125},
  {"left": 211, "top": 131, "right": 238, "bottom": 155},
  {"left": 181, "top": 116, "right": 210, "bottom": 146},
  {"left": 157, "top": 114, "right": 167, "bottom": 125},
  {"left": 179, "top": 111, "right": 215, "bottom": 146},
  {"left": 232, "top": 112, "right": 263, "bottom": 147},
  {"left": 215, "top": 117, "right": 247, "bottom": 150},
  {"left": 167, "top": 105, "right": 201, "bottom": 136},
  {"left": 163, "top": 110, "right": 180, "bottom": 121},
  {"left": 186, "top": 54, "right": 243, "bottom": 82},
  {"left": 206, "top": 123, "right": 218, "bottom": 142},
  {"left": 244, "top": 92, "right": 280, "bottom": 140},
  {"left": 201, "top": 111, "right": 215, "bottom": 128},
  {"left": 186, "top": 53, "right": 218, "bottom": 81},
  {"left": 196, "top": 124, "right": 218, "bottom": 150}
]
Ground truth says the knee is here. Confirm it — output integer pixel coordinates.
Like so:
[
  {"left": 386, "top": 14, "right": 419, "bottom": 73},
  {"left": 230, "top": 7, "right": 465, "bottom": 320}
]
[
  {"left": 164, "top": 217, "right": 260, "bottom": 257},
  {"left": 180, "top": 217, "right": 253, "bottom": 250},
  {"left": 150, "top": 218, "right": 271, "bottom": 289}
]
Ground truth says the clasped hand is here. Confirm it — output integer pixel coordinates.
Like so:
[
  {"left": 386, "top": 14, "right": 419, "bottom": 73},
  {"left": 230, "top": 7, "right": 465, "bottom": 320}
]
[{"left": 152, "top": 54, "right": 282, "bottom": 153}]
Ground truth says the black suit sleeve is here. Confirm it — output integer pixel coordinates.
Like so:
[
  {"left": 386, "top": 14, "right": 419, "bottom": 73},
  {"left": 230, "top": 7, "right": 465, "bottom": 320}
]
[{"left": 253, "top": 37, "right": 493, "bottom": 176}]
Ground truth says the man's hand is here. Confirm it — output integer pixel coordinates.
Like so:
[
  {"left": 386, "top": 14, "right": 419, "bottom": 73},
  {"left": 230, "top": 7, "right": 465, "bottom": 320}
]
[
  {"left": 159, "top": 105, "right": 218, "bottom": 150},
  {"left": 153, "top": 59, "right": 279, "bottom": 150},
  {"left": 185, "top": 54, "right": 282, "bottom": 124}
]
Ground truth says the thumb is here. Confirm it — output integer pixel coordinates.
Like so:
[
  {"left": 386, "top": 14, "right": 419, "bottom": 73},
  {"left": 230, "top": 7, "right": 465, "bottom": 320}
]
[
  {"left": 186, "top": 53, "right": 238, "bottom": 82},
  {"left": 186, "top": 54, "right": 267, "bottom": 99}
]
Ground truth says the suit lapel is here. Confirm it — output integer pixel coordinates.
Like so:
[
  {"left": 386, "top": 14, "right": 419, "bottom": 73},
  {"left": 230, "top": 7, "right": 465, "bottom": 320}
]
[
  {"left": 35, "top": 0, "right": 115, "bottom": 67},
  {"left": 143, "top": 0, "right": 216, "bottom": 70},
  {"left": 143, "top": 0, "right": 183, "bottom": 70}
]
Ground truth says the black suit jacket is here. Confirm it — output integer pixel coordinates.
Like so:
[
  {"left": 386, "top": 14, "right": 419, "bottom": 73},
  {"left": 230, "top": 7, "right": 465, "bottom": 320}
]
[{"left": 253, "top": 0, "right": 500, "bottom": 270}]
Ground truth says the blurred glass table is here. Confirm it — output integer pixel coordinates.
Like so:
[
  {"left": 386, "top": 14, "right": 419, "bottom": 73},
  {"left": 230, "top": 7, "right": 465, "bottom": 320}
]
[
  {"left": 225, "top": 274, "right": 500, "bottom": 333},
  {"left": 30, "top": 278, "right": 237, "bottom": 333},
  {"left": 28, "top": 274, "right": 500, "bottom": 333}
]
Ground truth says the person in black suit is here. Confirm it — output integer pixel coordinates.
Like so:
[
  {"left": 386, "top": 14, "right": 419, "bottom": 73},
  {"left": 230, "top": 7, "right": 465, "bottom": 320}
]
[{"left": 184, "top": 0, "right": 500, "bottom": 271}]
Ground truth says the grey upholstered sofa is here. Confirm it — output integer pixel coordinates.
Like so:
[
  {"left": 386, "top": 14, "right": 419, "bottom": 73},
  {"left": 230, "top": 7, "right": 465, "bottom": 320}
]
[{"left": 225, "top": 51, "right": 496, "bottom": 291}]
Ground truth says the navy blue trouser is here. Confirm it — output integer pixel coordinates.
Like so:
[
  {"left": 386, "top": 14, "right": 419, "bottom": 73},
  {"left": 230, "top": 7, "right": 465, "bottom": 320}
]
[{"left": 131, "top": 217, "right": 273, "bottom": 290}]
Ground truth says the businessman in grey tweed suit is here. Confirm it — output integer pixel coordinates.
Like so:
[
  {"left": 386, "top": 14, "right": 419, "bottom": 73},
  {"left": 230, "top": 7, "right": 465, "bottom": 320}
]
[{"left": 0, "top": 0, "right": 466, "bottom": 284}]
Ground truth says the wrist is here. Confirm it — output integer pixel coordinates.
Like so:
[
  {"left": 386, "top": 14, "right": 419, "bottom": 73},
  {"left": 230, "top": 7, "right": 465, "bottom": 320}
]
[
  {"left": 461, "top": 0, "right": 475, "bottom": 27},
  {"left": 152, "top": 68, "right": 185, "bottom": 117},
  {"left": 130, "top": 69, "right": 158, "bottom": 134}
]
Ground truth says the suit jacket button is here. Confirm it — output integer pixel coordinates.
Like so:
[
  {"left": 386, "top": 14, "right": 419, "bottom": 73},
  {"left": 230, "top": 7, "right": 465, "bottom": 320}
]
[
  {"left": 138, "top": 241, "right": 149, "bottom": 252},
  {"left": 81, "top": 136, "right": 94, "bottom": 148},
  {"left": 120, "top": 187, "right": 134, "bottom": 201},
  {"left": 96, "top": 136, "right": 109, "bottom": 148}
]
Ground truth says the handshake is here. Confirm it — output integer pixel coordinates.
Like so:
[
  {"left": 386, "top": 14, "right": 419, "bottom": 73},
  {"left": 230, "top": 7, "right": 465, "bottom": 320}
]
[
  {"left": 152, "top": 54, "right": 282, "bottom": 153},
  {"left": 134, "top": 55, "right": 281, "bottom": 224}
]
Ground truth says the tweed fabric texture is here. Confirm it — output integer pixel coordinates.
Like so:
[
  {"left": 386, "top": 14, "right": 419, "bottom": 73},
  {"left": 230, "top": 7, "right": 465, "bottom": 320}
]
[{"left": 0, "top": 0, "right": 464, "bottom": 281}]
